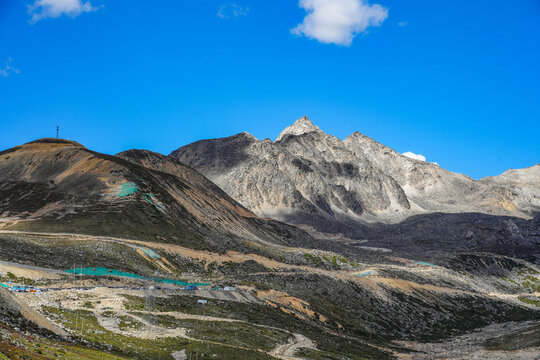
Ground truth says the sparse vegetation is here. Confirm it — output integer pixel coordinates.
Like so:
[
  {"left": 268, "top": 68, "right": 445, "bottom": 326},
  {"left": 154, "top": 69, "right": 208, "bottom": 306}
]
[
  {"left": 83, "top": 301, "right": 93, "bottom": 309},
  {"left": 484, "top": 323, "right": 540, "bottom": 351},
  {"left": 42, "top": 306, "right": 273, "bottom": 359},
  {"left": 117, "top": 315, "right": 144, "bottom": 331},
  {"left": 518, "top": 296, "right": 540, "bottom": 307},
  {"left": 302, "top": 251, "right": 358, "bottom": 269}
]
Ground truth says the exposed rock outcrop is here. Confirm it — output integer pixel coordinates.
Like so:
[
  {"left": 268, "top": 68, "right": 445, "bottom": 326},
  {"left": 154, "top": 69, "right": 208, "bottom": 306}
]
[{"left": 171, "top": 117, "right": 540, "bottom": 234}]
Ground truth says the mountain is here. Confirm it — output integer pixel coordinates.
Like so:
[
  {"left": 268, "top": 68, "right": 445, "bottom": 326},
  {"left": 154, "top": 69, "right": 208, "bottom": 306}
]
[
  {"left": 1, "top": 138, "right": 539, "bottom": 360},
  {"left": 480, "top": 165, "right": 540, "bottom": 214},
  {"left": 171, "top": 116, "right": 540, "bottom": 235},
  {"left": 0, "top": 138, "right": 313, "bottom": 252}
]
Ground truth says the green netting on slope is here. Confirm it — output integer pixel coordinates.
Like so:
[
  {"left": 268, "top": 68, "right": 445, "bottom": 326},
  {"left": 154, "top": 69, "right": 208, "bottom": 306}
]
[
  {"left": 413, "top": 261, "right": 440, "bottom": 268},
  {"left": 136, "top": 246, "right": 160, "bottom": 259},
  {"left": 65, "top": 267, "right": 210, "bottom": 286},
  {"left": 357, "top": 270, "right": 373, "bottom": 277},
  {"left": 115, "top": 182, "right": 138, "bottom": 197}
]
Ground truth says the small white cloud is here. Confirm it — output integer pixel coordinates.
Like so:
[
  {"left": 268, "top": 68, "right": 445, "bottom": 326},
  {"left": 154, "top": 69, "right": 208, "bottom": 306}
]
[
  {"left": 402, "top": 151, "right": 426, "bottom": 162},
  {"left": 28, "top": 0, "right": 98, "bottom": 24},
  {"left": 0, "top": 57, "right": 20, "bottom": 78},
  {"left": 217, "top": 3, "right": 249, "bottom": 19},
  {"left": 292, "top": 0, "right": 388, "bottom": 46},
  {"left": 398, "top": 21, "right": 408, "bottom": 27}
]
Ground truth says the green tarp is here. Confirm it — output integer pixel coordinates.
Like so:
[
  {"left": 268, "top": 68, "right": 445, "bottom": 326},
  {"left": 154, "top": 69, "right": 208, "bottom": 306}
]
[{"left": 65, "top": 267, "right": 209, "bottom": 286}]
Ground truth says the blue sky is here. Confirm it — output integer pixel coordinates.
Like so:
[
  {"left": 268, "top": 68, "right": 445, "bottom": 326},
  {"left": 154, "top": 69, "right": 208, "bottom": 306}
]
[{"left": 1, "top": 0, "right": 539, "bottom": 179}]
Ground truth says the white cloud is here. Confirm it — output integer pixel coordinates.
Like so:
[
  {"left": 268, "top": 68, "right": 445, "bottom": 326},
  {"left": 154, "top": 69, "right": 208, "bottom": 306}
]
[
  {"left": 0, "top": 58, "right": 20, "bottom": 78},
  {"left": 217, "top": 3, "right": 249, "bottom": 19},
  {"left": 402, "top": 151, "right": 426, "bottom": 162},
  {"left": 398, "top": 21, "right": 408, "bottom": 27},
  {"left": 292, "top": 0, "right": 388, "bottom": 46},
  {"left": 28, "top": 0, "right": 98, "bottom": 23}
]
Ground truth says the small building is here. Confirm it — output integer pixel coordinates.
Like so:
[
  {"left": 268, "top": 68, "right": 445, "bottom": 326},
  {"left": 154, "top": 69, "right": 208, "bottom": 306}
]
[
  {"left": 197, "top": 299, "right": 208, "bottom": 304},
  {"left": 223, "top": 286, "right": 236, "bottom": 291},
  {"left": 185, "top": 285, "right": 197, "bottom": 290}
]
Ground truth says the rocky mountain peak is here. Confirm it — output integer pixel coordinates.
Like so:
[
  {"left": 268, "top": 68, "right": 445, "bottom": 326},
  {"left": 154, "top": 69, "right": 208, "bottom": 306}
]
[
  {"left": 275, "top": 116, "right": 322, "bottom": 142},
  {"left": 172, "top": 116, "right": 540, "bottom": 231},
  {"left": 241, "top": 131, "right": 258, "bottom": 141}
]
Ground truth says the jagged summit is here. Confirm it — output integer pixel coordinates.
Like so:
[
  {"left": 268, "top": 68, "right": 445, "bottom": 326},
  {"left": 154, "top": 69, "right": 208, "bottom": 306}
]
[
  {"left": 241, "top": 131, "right": 259, "bottom": 141},
  {"left": 275, "top": 116, "right": 322, "bottom": 142},
  {"left": 172, "top": 116, "right": 540, "bottom": 233}
]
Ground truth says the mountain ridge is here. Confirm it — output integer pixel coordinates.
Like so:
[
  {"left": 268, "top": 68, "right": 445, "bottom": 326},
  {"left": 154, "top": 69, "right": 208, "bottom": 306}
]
[
  {"left": 275, "top": 115, "right": 322, "bottom": 142},
  {"left": 0, "top": 138, "right": 315, "bottom": 252},
  {"left": 171, "top": 116, "right": 540, "bottom": 234},
  {"left": 1, "top": 136, "right": 539, "bottom": 360}
]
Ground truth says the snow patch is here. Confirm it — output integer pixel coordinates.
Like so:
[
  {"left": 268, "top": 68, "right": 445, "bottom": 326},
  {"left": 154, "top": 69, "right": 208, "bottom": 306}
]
[{"left": 402, "top": 151, "right": 426, "bottom": 162}]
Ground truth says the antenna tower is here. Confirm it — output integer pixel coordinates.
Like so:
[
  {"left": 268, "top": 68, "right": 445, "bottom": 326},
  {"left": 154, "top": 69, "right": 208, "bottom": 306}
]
[{"left": 145, "top": 285, "right": 153, "bottom": 336}]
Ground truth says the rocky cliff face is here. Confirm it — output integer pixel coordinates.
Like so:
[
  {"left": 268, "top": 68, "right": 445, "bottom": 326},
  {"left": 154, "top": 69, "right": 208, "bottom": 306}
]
[
  {"left": 171, "top": 116, "right": 540, "bottom": 234},
  {"left": 479, "top": 165, "right": 540, "bottom": 215}
]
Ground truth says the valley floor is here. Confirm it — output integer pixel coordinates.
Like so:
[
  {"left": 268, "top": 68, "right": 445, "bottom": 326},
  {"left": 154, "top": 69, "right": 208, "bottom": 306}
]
[
  {"left": 0, "top": 230, "right": 539, "bottom": 359},
  {"left": 398, "top": 321, "right": 540, "bottom": 360}
]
